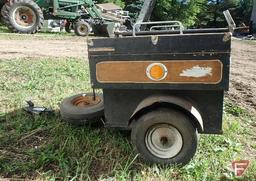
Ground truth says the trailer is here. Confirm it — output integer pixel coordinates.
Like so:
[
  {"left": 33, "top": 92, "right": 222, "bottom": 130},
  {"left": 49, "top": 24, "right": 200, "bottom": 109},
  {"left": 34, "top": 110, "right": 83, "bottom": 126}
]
[{"left": 59, "top": 12, "right": 235, "bottom": 165}]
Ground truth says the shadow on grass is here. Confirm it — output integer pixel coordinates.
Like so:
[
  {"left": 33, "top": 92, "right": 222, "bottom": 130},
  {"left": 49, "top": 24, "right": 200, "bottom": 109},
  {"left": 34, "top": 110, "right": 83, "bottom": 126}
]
[
  {"left": 0, "top": 109, "right": 141, "bottom": 180},
  {"left": 2, "top": 102, "right": 255, "bottom": 180}
]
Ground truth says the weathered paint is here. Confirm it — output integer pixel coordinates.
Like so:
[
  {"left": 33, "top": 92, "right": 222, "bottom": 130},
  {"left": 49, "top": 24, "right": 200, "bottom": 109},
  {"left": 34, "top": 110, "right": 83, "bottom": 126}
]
[
  {"left": 180, "top": 65, "right": 212, "bottom": 78},
  {"left": 96, "top": 60, "right": 222, "bottom": 84}
]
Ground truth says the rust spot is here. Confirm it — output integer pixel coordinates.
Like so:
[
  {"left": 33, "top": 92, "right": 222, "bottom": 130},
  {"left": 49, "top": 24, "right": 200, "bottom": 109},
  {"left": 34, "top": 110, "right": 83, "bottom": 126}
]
[{"left": 72, "top": 95, "right": 101, "bottom": 107}]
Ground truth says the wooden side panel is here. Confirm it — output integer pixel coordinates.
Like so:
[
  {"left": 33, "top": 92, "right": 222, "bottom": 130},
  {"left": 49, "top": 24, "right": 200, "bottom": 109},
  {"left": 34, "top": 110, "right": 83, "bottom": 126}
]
[{"left": 96, "top": 60, "right": 223, "bottom": 84}]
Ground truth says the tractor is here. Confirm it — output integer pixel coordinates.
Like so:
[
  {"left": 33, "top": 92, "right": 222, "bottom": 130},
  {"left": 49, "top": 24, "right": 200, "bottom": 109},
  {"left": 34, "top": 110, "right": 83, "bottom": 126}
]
[{"left": 0, "top": 0, "right": 129, "bottom": 36}]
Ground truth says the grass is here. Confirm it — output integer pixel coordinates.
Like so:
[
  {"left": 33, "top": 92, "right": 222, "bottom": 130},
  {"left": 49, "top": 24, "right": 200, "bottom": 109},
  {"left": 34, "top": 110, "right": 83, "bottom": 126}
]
[
  {"left": 0, "top": 24, "right": 79, "bottom": 40},
  {"left": 0, "top": 31, "right": 78, "bottom": 40},
  {"left": 0, "top": 57, "right": 256, "bottom": 180},
  {"left": 0, "top": 24, "right": 9, "bottom": 33}
]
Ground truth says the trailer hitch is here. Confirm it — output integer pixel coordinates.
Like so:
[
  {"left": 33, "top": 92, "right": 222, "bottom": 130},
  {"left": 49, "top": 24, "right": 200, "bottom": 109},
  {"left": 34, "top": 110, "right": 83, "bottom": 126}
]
[{"left": 24, "top": 101, "right": 54, "bottom": 115}]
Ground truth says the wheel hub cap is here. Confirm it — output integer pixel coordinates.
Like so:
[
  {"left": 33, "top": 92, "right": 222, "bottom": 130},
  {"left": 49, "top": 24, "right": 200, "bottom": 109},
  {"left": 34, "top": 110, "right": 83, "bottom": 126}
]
[
  {"left": 13, "top": 6, "right": 36, "bottom": 28},
  {"left": 145, "top": 124, "right": 183, "bottom": 158},
  {"left": 78, "top": 24, "right": 88, "bottom": 35}
]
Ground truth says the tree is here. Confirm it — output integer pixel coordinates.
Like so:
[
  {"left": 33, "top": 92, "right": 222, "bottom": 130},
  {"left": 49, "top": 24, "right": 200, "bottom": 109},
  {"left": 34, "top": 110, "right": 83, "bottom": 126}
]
[
  {"left": 125, "top": 0, "right": 144, "bottom": 21},
  {"left": 196, "top": 0, "right": 241, "bottom": 28},
  {"left": 96, "top": 0, "right": 125, "bottom": 8},
  {"left": 95, "top": 0, "right": 253, "bottom": 29},
  {"left": 238, "top": 0, "right": 253, "bottom": 25},
  {"left": 195, "top": 0, "right": 255, "bottom": 28},
  {"left": 251, "top": 0, "right": 256, "bottom": 33},
  {"left": 152, "top": 0, "right": 207, "bottom": 27}
]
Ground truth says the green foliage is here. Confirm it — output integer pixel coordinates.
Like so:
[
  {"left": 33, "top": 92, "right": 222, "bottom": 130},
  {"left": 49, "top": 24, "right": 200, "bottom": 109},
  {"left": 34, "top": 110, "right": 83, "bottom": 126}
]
[
  {"left": 188, "top": 0, "right": 254, "bottom": 28},
  {"left": 196, "top": 0, "right": 232, "bottom": 27},
  {"left": 96, "top": 0, "right": 125, "bottom": 8},
  {"left": 0, "top": 24, "right": 9, "bottom": 33},
  {"left": 152, "top": 0, "right": 207, "bottom": 27},
  {"left": 125, "top": 0, "right": 144, "bottom": 20},
  {"left": 95, "top": 0, "right": 253, "bottom": 28},
  {"left": 251, "top": 0, "right": 256, "bottom": 33},
  {"left": 235, "top": 0, "right": 253, "bottom": 24}
]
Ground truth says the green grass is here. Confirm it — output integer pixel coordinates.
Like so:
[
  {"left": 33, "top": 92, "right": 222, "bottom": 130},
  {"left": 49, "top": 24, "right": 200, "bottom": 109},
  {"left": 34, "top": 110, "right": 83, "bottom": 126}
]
[
  {"left": 0, "top": 24, "right": 9, "bottom": 33},
  {"left": 0, "top": 24, "right": 79, "bottom": 40},
  {"left": 0, "top": 58, "right": 255, "bottom": 180},
  {"left": 0, "top": 31, "right": 78, "bottom": 40}
]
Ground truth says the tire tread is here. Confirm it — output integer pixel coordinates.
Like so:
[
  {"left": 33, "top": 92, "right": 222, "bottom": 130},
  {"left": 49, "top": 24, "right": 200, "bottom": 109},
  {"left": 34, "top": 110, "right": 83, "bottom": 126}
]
[{"left": 2, "top": 0, "right": 44, "bottom": 34}]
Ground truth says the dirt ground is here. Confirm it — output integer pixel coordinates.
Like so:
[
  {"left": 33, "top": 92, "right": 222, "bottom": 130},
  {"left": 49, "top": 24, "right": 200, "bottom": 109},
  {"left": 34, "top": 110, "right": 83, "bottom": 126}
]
[
  {"left": 229, "top": 40, "right": 256, "bottom": 114},
  {"left": 0, "top": 37, "right": 88, "bottom": 59},
  {"left": 0, "top": 36, "right": 255, "bottom": 114}
]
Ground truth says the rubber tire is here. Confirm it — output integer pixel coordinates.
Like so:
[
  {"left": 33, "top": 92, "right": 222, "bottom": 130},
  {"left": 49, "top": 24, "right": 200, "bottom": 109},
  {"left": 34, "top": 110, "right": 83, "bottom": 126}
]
[
  {"left": 74, "top": 20, "right": 90, "bottom": 36},
  {"left": 2, "top": 0, "right": 44, "bottom": 34},
  {"left": 131, "top": 108, "right": 198, "bottom": 165},
  {"left": 60, "top": 93, "right": 104, "bottom": 126},
  {"left": 65, "top": 20, "right": 72, "bottom": 33},
  {"left": 1, "top": 3, "right": 8, "bottom": 25}
]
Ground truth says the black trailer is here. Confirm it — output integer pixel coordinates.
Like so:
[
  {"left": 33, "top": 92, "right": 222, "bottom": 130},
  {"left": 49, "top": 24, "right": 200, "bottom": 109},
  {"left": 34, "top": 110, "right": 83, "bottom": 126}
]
[{"left": 60, "top": 16, "right": 234, "bottom": 165}]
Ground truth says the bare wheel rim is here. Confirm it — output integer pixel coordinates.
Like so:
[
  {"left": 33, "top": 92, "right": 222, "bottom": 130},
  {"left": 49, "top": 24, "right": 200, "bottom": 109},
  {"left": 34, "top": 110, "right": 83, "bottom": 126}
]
[
  {"left": 145, "top": 124, "right": 183, "bottom": 159},
  {"left": 78, "top": 24, "right": 88, "bottom": 35},
  {"left": 12, "top": 6, "right": 36, "bottom": 29},
  {"left": 72, "top": 94, "right": 101, "bottom": 107}
]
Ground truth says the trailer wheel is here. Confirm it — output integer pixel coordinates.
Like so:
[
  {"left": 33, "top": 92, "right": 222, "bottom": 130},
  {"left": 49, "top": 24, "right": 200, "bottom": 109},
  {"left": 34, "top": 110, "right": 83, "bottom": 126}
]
[
  {"left": 131, "top": 108, "right": 198, "bottom": 165},
  {"left": 2, "top": 0, "right": 44, "bottom": 34},
  {"left": 74, "top": 20, "right": 90, "bottom": 36},
  {"left": 60, "top": 93, "right": 104, "bottom": 126}
]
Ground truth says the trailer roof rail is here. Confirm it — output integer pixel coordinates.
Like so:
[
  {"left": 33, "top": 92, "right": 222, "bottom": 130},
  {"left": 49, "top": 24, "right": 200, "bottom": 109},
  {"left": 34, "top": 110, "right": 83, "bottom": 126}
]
[
  {"left": 133, "top": 21, "right": 184, "bottom": 37},
  {"left": 223, "top": 10, "right": 236, "bottom": 33}
]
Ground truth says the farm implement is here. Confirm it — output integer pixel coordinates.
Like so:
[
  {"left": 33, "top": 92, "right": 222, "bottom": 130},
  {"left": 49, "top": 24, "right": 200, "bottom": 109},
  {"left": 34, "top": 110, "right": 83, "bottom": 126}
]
[{"left": 0, "top": 0, "right": 130, "bottom": 36}]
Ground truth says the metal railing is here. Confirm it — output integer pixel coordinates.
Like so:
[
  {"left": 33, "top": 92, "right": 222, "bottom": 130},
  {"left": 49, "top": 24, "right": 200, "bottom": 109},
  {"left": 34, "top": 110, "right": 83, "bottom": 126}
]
[{"left": 133, "top": 21, "right": 184, "bottom": 36}]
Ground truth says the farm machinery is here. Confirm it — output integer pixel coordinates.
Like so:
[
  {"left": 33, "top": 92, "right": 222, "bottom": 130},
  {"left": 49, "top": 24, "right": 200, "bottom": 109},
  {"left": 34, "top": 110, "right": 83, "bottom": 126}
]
[{"left": 0, "top": 0, "right": 130, "bottom": 36}]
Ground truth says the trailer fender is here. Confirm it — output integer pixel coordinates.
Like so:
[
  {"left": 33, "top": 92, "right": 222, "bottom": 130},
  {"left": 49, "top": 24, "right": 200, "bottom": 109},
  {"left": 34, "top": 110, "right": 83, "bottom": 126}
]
[{"left": 130, "top": 95, "right": 204, "bottom": 132}]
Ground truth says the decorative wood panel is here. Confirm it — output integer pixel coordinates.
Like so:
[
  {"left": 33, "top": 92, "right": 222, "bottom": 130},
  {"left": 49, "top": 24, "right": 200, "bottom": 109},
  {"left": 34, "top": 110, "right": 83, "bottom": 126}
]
[{"left": 96, "top": 60, "right": 223, "bottom": 84}]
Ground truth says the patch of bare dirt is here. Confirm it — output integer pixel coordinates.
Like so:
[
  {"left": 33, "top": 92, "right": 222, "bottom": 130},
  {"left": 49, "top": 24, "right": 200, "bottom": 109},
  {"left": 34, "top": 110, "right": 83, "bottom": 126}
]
[
  {"left": 0, "top": 37, "right": 87, "bottom": 59},
  {"left": 228, "top": 40, "right": 256, "bottom": 114}
]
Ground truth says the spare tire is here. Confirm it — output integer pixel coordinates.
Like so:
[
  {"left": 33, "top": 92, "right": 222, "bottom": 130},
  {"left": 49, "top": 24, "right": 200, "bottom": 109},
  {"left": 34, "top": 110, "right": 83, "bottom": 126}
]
[
  {"left": 60, "top": 93, "right": 104, "bottom": 126},
  {"left": 2, "top": 0, "right": 44, "bottom": 34}
]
